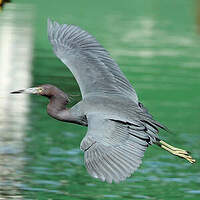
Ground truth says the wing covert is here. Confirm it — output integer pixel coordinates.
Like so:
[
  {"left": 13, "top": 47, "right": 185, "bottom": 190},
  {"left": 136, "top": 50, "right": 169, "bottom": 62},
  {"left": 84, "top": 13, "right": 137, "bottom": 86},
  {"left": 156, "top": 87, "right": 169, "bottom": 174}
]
[
  {"left": 48, "top": 19, "right": 138, "bottom": 101},
  {"left": 80, "top": 114, "right": 149, "bottom": 183}
]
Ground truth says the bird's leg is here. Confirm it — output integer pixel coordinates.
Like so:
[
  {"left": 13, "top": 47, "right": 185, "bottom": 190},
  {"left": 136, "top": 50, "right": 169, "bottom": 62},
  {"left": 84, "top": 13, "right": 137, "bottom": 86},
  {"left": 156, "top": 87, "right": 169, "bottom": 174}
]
[{"left": 157, "top": 140, "right": 196, "bottom": 164}]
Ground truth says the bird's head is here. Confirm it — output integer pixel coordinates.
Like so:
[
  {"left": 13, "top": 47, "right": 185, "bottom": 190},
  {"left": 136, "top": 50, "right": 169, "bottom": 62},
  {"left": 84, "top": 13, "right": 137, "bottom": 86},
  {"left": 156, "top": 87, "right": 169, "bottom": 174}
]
[{"left": 11, "top": 84, "right": 70, "bottom": 102}]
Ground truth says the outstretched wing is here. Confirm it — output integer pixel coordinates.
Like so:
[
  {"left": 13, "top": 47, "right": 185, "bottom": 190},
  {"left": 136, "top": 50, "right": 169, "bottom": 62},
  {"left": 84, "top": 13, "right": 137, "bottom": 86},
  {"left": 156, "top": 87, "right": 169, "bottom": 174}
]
[
  {"left": 48, "top": 19, "right": 138, "bottom": 101},
  {"left": 80, "top": 114, "right": 150, "bottom": 183}
]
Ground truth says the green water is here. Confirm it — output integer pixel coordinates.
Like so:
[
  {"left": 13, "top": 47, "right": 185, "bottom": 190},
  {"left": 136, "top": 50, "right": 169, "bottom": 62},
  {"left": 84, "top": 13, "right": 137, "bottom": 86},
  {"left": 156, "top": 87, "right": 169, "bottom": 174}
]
[{"left": 0, "top": 0, "right": 200, "bottom": 199}]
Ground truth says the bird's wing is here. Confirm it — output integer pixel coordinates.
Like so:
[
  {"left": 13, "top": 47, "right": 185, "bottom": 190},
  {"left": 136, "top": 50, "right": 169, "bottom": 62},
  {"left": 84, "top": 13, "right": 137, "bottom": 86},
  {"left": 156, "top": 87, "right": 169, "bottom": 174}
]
[
  {"left": 48, "top": 19, "right": 138, "bottom": 101},
  {"left": 80, "top": 114, "right": 149, "bottom": 183}
]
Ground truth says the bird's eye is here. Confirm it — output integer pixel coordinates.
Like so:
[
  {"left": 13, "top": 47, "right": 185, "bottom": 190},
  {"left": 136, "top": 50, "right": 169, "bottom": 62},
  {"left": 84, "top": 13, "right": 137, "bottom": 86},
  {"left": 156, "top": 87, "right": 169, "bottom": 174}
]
[{"left": 38, "top": 88, "right": 43, "bottom": 94}]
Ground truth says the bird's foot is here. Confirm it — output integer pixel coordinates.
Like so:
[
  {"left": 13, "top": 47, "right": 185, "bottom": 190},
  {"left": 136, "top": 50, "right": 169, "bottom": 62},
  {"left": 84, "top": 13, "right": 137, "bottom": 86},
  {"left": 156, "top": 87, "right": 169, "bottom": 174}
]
[{"left": 159, "top": 140, "right": 196, "bottom": 164}]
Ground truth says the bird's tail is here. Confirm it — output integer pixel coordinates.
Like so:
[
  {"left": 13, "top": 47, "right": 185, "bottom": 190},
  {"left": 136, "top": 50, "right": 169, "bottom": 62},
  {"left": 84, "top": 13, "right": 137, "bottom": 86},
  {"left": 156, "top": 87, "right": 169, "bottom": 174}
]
[{"left": 157, "top": 140, "right": 196, "bottom": 164}]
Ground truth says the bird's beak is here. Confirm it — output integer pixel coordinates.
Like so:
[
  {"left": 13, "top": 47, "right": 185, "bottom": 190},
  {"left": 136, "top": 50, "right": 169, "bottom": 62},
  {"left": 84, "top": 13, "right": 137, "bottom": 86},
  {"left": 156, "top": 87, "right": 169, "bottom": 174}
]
[{"left": 10, "top": 87, "right": 43, "bottom": 95}]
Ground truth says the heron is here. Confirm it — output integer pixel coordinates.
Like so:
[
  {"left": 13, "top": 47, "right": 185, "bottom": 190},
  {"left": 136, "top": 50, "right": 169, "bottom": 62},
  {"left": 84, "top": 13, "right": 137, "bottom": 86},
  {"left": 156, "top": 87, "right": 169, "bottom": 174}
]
[{"left": 11, "top": 19, "right": 195, "bottom": 183}]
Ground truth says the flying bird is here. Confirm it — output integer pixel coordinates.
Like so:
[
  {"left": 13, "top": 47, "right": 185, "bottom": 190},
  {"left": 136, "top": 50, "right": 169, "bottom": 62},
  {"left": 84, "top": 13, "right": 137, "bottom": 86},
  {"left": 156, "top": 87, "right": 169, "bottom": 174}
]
[{"left": 11, "top": 19, "right": 195, "bottom": 183}]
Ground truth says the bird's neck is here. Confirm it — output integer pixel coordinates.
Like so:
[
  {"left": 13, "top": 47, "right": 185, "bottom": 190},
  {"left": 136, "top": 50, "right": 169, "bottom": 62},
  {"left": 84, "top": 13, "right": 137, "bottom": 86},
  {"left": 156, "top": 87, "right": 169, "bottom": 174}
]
[
  {"left": 47, "top": 95, "right": 70, "bottom": 122},
  {"left": 46, "top": 92, "right": 87, "bottom": 126},
  {"left": 48, "top": 95, "right": 67, "bottom": 112}
]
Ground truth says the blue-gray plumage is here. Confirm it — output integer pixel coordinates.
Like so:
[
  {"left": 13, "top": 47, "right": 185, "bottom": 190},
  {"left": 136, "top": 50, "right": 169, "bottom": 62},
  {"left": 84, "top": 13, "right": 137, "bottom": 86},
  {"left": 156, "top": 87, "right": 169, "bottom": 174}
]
[{"left": 11, "top": 19, "right": 195, "bottom": 183}]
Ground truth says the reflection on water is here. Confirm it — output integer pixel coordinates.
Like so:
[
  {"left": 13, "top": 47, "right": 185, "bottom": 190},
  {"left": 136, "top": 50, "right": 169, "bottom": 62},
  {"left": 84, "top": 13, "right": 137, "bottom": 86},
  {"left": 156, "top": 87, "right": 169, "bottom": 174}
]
[
  {"left": 0, "top": 3, "right": 33, "bottom": 199},
  {"left": 110, "top": 17, "right": 196, "bottom": 59}
]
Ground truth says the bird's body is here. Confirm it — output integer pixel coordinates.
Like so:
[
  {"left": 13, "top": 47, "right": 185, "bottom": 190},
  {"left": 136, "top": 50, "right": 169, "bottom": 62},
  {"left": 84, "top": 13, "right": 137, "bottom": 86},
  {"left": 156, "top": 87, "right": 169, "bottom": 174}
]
[{"left": 11, "top": 19, "right": 195, "bottom": 183}]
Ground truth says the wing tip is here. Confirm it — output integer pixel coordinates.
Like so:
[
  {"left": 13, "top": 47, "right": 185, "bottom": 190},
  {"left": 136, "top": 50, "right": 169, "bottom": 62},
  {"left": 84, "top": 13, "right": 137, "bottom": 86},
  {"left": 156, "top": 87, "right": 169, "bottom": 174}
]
[
  {"left": 86, "top": 161, "right": 141, "bottom": 184},
  {"left": 47, "top": 18, "right": 52, "bottom": 26},
  {"left": 47, "top": 18, "right": 61, "bottom": 41},
  {"left": 84, "top": 143, "right": 145, "bottom": 184},
  {"left": 47, "top": 18, "right": 53, "bottom": 41}
]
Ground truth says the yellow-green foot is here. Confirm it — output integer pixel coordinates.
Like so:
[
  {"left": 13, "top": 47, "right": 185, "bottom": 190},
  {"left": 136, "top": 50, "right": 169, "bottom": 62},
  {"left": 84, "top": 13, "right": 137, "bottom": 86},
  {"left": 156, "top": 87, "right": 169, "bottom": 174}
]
[{"left": 159, "top": 140, "right": 196, "bottom": 164}]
